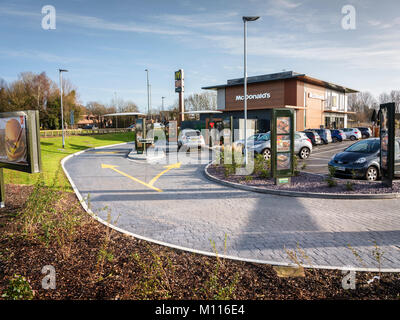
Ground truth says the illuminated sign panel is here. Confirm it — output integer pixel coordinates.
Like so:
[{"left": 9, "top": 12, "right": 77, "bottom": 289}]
[
  {"left": 0, "top": 110, "right": 41, "bottom": 174},
  {"left": 175, "top": 69, "right": 184, "bottom": 93}
]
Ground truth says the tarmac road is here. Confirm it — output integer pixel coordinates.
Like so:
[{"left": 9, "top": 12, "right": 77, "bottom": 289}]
[
  {"left": 300, "top": 140, "right": 355, "bottom": 175},
  {"left": 63, "top": 142, "right": 400, "bottom": 270}
]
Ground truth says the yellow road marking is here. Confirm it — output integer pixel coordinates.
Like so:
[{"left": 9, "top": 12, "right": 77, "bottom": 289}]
[
  {"left": 149, "top": 162, "right": 181, "bottom": 186},
  {"left": 101, "top": 164, "right": 162, "bottom": 192}
]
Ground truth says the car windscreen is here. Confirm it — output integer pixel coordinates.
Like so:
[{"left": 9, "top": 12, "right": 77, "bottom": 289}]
[
  {"left": 345, "top": 140, "right": 380, "bottom": 153},
  {"left": 258, "top": 133, "right": 270, "bottom": 141},
  {"left": 248, "top": 134, "right": 259, "bottom": 141}
]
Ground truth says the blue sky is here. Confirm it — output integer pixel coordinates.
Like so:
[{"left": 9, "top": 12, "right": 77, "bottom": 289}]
[{"left": 0, "top": 0, "right": 399, "bottom": 112}]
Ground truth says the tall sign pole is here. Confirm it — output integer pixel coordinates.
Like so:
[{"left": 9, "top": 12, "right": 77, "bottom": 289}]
[
  {"left": 242, "top": 16, "right": 260, "bottom": 165},
  {"left": 243, "top": 19, "right": 248, "bottom": 165},
  {"left": 145, "top": 69, "right": 150, "bottom": 120},
  {"left": 175, "top": 69, "right": 184, "bottom": 127}
]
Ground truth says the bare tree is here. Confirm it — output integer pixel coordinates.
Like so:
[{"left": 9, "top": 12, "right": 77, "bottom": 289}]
[{"left": 348, "top": 91, "right": 378, "bottom": 124}]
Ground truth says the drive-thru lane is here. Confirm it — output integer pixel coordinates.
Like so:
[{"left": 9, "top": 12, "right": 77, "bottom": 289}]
[{"left": 63, "top": 142, "right": 400, "bottom": 270}]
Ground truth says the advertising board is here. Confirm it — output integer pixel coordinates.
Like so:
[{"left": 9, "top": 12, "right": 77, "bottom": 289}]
[{"left": 271, "top": 109, "right": 294, "bottom": 185}]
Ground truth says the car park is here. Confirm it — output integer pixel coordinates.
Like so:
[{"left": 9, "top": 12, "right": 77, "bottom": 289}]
[
  {"left": 301, "top": 131, "right": 323, "bottom": 146},
  {"left": 357, "top": 127, "right": 373, "bottom": 139},
  {"left": 328, "top": 138, "right": 400, "bottom": 181},
  {"left": 247, "top": 131, "right": 313, "bottom": 160},
  {"left": 306, "top": 129, "right": 332, "bottom": 144},
  {"left": 342, "top": 128, "right": 362, "bottom": 141},
  {"left": 178, "top": 129, "right": 205, "bottom": 150},
  {"left": 330, "top": 129, "right": 346, "bottom": 142}
]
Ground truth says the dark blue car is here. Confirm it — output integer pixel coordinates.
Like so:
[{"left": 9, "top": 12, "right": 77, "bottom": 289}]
[
  {"left": 328, "top": 138, "right": 400, "bottom": 181},
  {"left": 330, "top": 129, "right": 346, "bottom": 143}
]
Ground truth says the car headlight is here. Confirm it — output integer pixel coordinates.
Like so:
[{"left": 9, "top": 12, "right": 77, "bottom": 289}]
[{"left": 354, "top": 157, "right": 366, "bottom": 164}]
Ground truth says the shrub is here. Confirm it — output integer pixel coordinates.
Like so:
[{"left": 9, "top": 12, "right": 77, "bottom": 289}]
[{"left": 2, "top": 274, "right": 34, "bottom": 300}]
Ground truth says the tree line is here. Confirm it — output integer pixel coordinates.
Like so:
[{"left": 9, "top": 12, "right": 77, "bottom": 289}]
[
  {"left": 0, "top": 72, "right": 141, "bottom": 129},
  {"left": 348, "top": 90, "right": 400, "bottom": 124}
]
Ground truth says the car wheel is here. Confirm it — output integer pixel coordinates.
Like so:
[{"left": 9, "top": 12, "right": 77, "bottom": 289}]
[
  {"left": 350, "top": 135, "right": 356, "bottom": 141},
  {"left": 323, "top": 139, "right": 328, "bottom": 145},
  {"left": 262, "top": 148, "right": 271, "bottom": 161},
  {"left": 299, "top": 147, "right": 310, "bottom": 159},
  {"left": 332, "top": 137, "right": 338, "bottom": 143},
  {"left": 365, "top": 166, "right": 378, "bottom": 181}
]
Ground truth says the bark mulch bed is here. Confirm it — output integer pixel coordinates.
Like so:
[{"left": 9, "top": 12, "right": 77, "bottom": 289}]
[
  {"left": 207, "top": 165, "right": 400, "bottom": 195},
  {"left": 0, "top": 184, "right": 400, "bottom": 300}
]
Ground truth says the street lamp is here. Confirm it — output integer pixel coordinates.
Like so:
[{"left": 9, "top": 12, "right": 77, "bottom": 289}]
[
  {"left": 242, "top": 16, "right": 259, "bottom": 165},
  {"left": 161, "top": 96, "right": 165, "bottom": 122},
  {"left": 59, "top": 69, "right": 68, "bottom": 148},
  {"left": 145, "top": 69, "right": 150, "bottom": 120}
]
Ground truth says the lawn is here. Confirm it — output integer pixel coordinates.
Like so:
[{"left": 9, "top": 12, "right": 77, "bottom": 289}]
[{"left": 4, "top": 132, "right": 134, "bottom": 190}]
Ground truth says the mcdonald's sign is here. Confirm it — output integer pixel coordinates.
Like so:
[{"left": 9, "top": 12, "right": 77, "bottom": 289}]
[{"left": 175, "top": 69, "right": 184, "bottom": 93}]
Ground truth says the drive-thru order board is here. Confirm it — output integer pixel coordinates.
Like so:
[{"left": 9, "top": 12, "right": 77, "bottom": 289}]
[{"left": 0, "top": 110, "right": 42, "bottom": 207}]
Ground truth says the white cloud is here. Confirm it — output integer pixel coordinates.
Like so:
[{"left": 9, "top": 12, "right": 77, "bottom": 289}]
[
  {"left": 0, "top": 49, "right": 84, "bottom": 64},
  {"left": 274, "top": 0, "right": 302, "bottom": 9},
  {"left": 57, "top": 13, "right": 189, "bottom": 36}
]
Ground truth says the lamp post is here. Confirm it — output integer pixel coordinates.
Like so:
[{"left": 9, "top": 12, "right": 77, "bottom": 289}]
[
  {"left": 59, "top": 69, "right": 68, "bottom": 148},
  {"left": 161, "top": 96, "right": 165, "bottom": 122},
  {"left": 145, "top": 69, "right": 150, "bottom": 120},
  {"left": 242, "top": 16, "right": 259, "bottom": 165}
]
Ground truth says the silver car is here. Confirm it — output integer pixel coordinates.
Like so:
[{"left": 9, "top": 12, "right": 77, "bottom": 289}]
[
  {"left": 232, "top": 133, "right": 267, "bottom": 150},
  {"left": 247, "top": 132, "right": 313, "bottom": 160},
  {"left": 178, "top": 129, "right": 206, "bottom": 150},
  {"left": 342, "top": 128, "right": 362, "bottom": 141}
]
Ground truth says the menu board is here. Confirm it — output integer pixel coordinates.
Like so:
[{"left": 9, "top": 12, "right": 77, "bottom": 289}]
[
  {"left": 0, "top": 110, "right": 41, "bottom": 174},
  {"left": 168, "top": 120, "right": 177, "bottom": 142},
  {"left": 380, "top": 108, "right": 388, "bottom": 170},
  {"left": 271, "top": 109, "right": 294, "bottom": 183},
  {"left": 276, "top": 117, "right": 291, "bottom": 171},
  {"left": 135, "top": 118, "right": 145, "bottom": 154},
  {"left": 379, "top": 103, "right": 395, "bottom": 187},
  {"left": 0, "top": 116, "right": 28, "bottom": 165}
]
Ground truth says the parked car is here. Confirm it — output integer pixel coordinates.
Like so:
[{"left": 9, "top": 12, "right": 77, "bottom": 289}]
[
  {"left": 330, "top": 129, "right": 346, "bottom": 142},
  {"left": 328, "top": 138, "right": 400, "bottom": 181},
  {"left": 232, "top": 133, "right": 266, "bottom": 150},
  {"left": 306, "top": 129, "right": 332, "bottom": 144},
  {"left": 342, "top": 128, "right": 362, "bottom": 141},
  {"left": 301, "top": 131, "right": 323, "bottom": 146},
  {"left": 153, "top": 123, "right": 165, "bottom": 129},
  {"left": 247, "top": 132, "right": 313, "bottom": 160},
  {"left": 357, "top": 127, "right": 373, "bottom": 139},
  {"left": 82, "top": 124, "right": 98, "bottom": 130},
  {"left": 178, "top": 129, "right": 205, "bottom": 150}
]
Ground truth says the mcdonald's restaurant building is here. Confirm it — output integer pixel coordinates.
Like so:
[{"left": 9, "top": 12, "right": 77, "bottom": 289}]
[{"left": 202, "top": 71, "right": 358, "bottom": 132}]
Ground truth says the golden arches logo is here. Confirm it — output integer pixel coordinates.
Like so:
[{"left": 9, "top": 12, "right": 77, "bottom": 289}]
[{"left": 175, "top": 70, "right": 182, "bottom": 81}]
